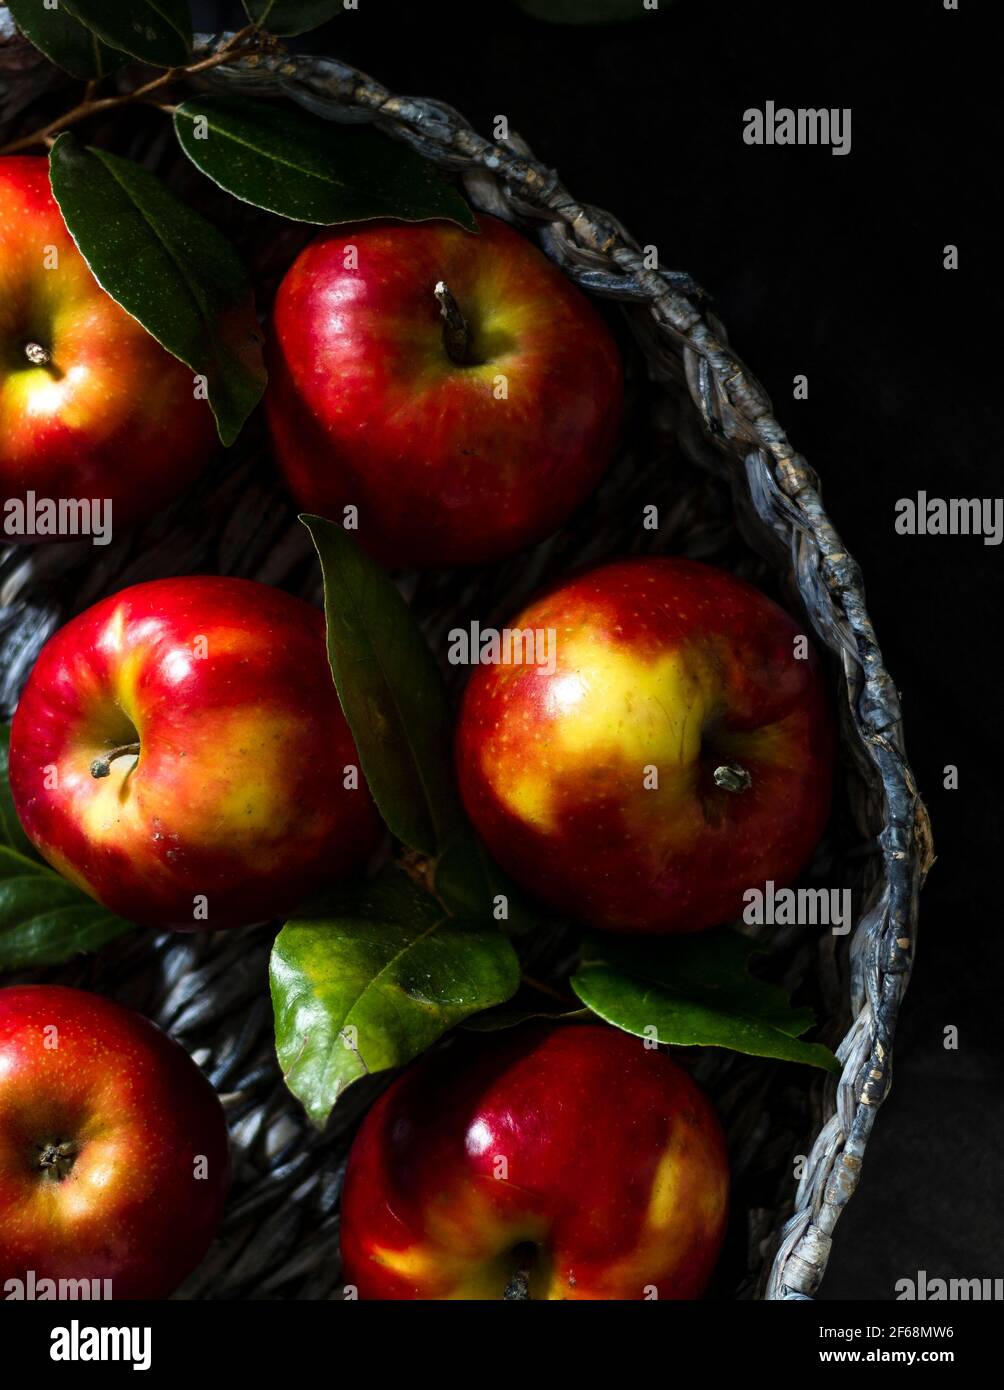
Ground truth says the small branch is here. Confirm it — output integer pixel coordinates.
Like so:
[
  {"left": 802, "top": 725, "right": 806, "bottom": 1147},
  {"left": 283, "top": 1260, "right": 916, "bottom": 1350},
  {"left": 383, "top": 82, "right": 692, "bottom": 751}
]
[{"left": 0, "top": 25, "right": 260, "bottom": 156}]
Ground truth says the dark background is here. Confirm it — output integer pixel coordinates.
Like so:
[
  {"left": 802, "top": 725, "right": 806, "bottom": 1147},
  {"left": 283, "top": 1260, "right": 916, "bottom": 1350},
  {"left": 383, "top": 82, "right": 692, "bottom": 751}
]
[{"left": 197, "top": 0, "right": 1000, "bottom": 1299}]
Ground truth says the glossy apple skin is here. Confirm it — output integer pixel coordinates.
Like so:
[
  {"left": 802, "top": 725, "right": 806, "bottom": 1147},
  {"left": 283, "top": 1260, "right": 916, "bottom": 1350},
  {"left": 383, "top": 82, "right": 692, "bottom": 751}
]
[
  {"left": 456, "top": 557, "right": 834, "bottom": 934},
  {"left": 0, "top": 985, "right": 229, "bottom": 1299},
  {"left": 340, "top": 1023, "right": 728, "bottom": 1300},
  {"left": 0, "top": 156, "right": 216, "bottom": 538},
  {"left": 9, "top": 576, "right": 381, "bottom": 931},
  {"left": 266, "top": 213, "right": 623, "bottom": 568}
]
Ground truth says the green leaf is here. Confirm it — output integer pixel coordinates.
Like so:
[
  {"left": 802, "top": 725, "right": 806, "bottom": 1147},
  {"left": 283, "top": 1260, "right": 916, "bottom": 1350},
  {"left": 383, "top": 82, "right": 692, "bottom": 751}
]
[
  {"left": 433, "top": 828, "right": 546, "bottom": 936},
  {"left": 570, "top": 930, "right": 840, "bottom": 1073},
  {"left": 302, "top": 515, "right": 460, "bottom": 857},
  {"left": 302, "top": 517, "right": 534, "bottom": 915},
  {"left": 243, "top": 0, "right": 343, "bottom": 37},
  {"left": 173, "top": 96, "right": 477, "bottom": 231},
  {"left": 512, "top": 0, "right": 660, "bottom": 22},
  {"left": 6, "top": 0, "right": 129, "bottom": 78},
  {"left": 270, "top": 868, "right": 520, "bottom": 1126},
  {"left": 49, "top": 134, "right": 266, "bottom": 447},
  {"left": 0, "top": 729, "right": 135, "bottom": 970},
  {"left": 62, "top": 0, "right": 191, "bottom": 67}
]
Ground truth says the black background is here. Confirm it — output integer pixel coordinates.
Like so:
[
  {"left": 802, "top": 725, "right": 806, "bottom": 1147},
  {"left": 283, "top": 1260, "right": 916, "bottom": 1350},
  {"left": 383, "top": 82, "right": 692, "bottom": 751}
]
[{"left": 202, "top": 0, "right": 999, "bottom": 1300}]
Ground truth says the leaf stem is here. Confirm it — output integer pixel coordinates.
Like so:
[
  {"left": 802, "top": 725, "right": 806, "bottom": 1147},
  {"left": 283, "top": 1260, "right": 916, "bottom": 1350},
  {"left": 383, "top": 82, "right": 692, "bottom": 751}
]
[{"left": 0, "top": 26, "right": 262, "bottom": 157}]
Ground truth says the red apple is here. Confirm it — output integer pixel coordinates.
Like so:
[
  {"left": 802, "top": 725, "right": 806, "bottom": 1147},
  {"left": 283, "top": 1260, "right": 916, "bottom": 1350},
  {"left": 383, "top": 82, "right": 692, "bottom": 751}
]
[
  {"left": 265, "top": 213, "right": 623, "bottom": 567},
  {"left": 8, "top": 576, "right": 381, "bottom": 930},
  {"left": 0, "top": 156, "right": 216, "bottom": 541},
  {"left": 456, "top": 556, "right": 834, "bottom": 934},
  {"left": 0, "top": 984, "right": 229, "bottom": 1299},
  {"left": 340, "top": 1022, "right": 729, "bottom": 1299}
]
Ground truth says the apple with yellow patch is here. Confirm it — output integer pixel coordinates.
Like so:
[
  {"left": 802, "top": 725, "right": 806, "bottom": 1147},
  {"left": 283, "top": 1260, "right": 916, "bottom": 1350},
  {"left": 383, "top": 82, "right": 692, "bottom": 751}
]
[
  {"left": 456, "top": 556, "right": 834, "bottom": 934},
  {"left": 340, "top": 1022, "right": 729, "bottom": 1299},
  {"left": 0, "top": 156, "right": 216, "bottom": 539},
  {"left": 8, "top": 576, "right": 381, "bottom": 930}
]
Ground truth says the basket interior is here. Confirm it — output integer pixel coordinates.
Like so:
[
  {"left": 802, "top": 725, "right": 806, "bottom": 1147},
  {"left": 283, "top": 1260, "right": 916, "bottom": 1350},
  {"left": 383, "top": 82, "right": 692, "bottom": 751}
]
[{"left": 0, "top": 93, "right": 884, "bottom": 1302}]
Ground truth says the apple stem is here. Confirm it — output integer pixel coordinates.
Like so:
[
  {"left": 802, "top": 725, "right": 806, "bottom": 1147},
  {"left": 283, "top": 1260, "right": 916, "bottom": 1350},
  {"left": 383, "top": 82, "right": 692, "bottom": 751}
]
[
  {"left": 434, "top": 280, "right": 474, "bottom": 366},
  {"left": 713, "top": 761, "right": 753, "bottom": 793},
  {"left": 24, "top": 341, "right": 52, "bottom": 367},
  {"left": 503, "top": 1268, "right": 532, "bottom": 1300},
  {"left": 503, "top": 1244, "right": 536, "bottom": 1300},
  {"left": 90, "top": 742, "right": 141, "bottom": 779},
  {"left": 36, "top": 1139, "right": 77, "bottom": 1182}
]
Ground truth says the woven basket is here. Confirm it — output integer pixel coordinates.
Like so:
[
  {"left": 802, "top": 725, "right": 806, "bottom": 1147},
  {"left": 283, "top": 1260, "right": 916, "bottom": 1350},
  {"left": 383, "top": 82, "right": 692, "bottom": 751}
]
[{"left": 0, "top": 25, "right": 934, "bottom": 1301}]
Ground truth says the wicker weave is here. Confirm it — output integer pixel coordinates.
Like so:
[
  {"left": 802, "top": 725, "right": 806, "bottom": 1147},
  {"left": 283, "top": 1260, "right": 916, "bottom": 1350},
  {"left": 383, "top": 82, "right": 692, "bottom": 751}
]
[{"left": 0, "top": 24, "right": 933, "bottom": 1300}]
